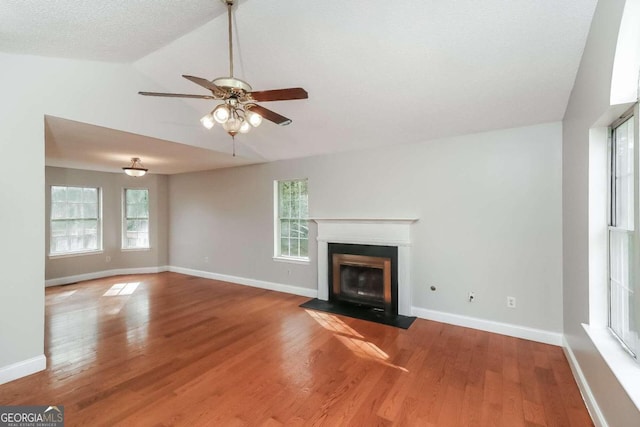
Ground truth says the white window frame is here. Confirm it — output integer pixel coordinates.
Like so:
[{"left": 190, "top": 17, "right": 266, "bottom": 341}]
[
  {"left": 273, "top": 179, "right": 309, "bottom": 263},
  {"left": 49, "top": 185, "right": 102, "bottom": 257},
  {"left": 122, "top": 188, "right": 150, "bottom": 251},
  {"left": 608, "top": 106, "right": 639, "bottom": 361}
]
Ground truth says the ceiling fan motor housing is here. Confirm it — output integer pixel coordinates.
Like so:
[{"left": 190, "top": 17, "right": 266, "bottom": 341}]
[{"left": 213, "top": 77, "right": 252, "bottom": 93}]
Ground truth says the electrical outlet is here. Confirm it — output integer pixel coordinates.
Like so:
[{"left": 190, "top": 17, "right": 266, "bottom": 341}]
[
  {"left": 204, "top": 256, "right": 209, "bottom": 263},
  {"left": 468, "top": 291, "right": 475, "bottom": 302},
  {"left": 105, "top": 255, "right": 111, "bottom": 263},
  {"left": 507, "top": 296, "right": 516, "bottom": 308}
]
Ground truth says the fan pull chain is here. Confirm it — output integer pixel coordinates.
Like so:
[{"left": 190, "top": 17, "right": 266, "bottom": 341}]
[{"left": 232, "top": 135, "right": 236, "bottom": 157}]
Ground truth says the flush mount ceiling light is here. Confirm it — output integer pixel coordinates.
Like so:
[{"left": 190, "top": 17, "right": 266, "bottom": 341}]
[
  {"left": 138, "top": 0, "right": 308, "bottom": 154},
  {"left": 123, "top": 158, "right": 148, "bottom": 177}
]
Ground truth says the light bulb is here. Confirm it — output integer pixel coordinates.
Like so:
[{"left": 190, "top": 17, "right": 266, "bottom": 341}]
[
  {"left": 239, "top": 121, "right": 251, "bottom": 134},
  {"left": 200, "top": 113, "right": 215, "bottom": 129},
  {"left": 247, "top": 110, "right": 263, "bottom": 127},
  {"left": 213, "top": 105, "right": 230, "bottom": 123}
]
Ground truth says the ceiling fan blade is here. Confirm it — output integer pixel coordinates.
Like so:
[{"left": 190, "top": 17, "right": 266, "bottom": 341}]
[
  {"left": 138, "top": 91, "right": 216, "bottom": 99},
  {"left": 247, "top": 104, "right": 292, "bottom": 126},
  {"left": 182, "top": 75, "right": 222, "bottom": 93},
  {"left": 249, "top": 88, "right": 308, "bottom": 102}
]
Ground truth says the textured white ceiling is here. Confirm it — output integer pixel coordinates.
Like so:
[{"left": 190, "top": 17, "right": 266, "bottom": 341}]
[
  {"left": 134, "top": 0, "right": 598, "bottom": 161},
  {"left": 0, "top": 0, "right": 228, "bottom": 62},
  {"left": 2, "top": 0, "right": 598, "bottom": 172}
]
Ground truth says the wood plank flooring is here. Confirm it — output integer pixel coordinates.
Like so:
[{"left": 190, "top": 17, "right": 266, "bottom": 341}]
[{"left": 0, "top": 272, "right": 593, "bottom": 426}]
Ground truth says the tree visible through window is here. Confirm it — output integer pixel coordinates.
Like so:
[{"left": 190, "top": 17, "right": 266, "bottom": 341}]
[
  {"left": 276, "top": 179, "right": 309, "bottom": 259},
  {"left": 609, "top": 114, "right": 639, "bottom": 359},
  {"left": 123, "top": 189, "right": 149, "bottom": 249},
  {"left": 50, "top": 186, "right": 101, "bottom": 255}
]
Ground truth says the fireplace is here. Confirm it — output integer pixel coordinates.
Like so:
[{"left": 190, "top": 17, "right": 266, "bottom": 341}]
[
  {"left": 313, "top": 218, "right": 417, "bottom": 317},
  {"left": 328, "top": 243, "right": 398, "bottom": 315}
]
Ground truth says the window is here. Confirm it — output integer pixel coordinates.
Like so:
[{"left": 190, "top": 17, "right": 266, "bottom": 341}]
[
  {"left": 50, "top": 186, "right": 101, "bottom": 255},
  {"left": 275, "top": 179, "right": 309, "bottom": 260},
  {"left": 609, "top": 113, "right": 639, "bottom": 359},
  {"left": 123, "top": 188, "right": 149, "bottom": 249}
]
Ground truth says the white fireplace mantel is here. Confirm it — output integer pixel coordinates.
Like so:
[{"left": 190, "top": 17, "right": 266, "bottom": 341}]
[{"left": 312, "top": 218, "right": 418, "bottom": 316}]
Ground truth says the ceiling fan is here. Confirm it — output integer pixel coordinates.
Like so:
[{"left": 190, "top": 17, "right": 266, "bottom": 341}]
[{"left": 138, "top": 0, "right": 308, "bottom": 144}]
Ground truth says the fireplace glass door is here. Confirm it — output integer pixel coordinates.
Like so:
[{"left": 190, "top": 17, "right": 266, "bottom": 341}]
[{"left": 332, "top": 253, "right": 391, "bottom": 312}]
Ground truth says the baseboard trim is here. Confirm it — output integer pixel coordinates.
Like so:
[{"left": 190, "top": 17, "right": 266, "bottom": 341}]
[
  {"left": 168, "top": 266, "right": 318, "bottom": 299},
  {"left": 411, "top": 306, "right": 563, "bottom": 346},
  {"left": 563, "top": 336, "right": 607, "bottom": 427},
  {"left": 45, "top": 266, "right": 170, "bottom": 287},
  {"left": 0, "top": 355, "right": 46, "bottom": 385}
]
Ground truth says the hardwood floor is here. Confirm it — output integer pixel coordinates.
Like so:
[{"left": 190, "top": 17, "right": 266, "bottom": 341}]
[{"left": 0, "top": 272, "right": 592, "bottom": 426}]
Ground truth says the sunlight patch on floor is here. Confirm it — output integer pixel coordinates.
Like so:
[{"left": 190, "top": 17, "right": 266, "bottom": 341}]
[
  {"left": 101, "top": 282, "right": 141, "bottom": 315},
  {"left": 46, "top": 289, "right": 77, "bottom": 305},
  {"left": 103, "top": 282, "right": 140, "bottom": 297},
  {"left": 57, "top": 290, "right": 77, "bottom": 298},
  {"left": 305, "top": 309, "right": 408, "bottom": 372},
  {"left": 306, "top": 309, "right": 364, "bottom": 338}
]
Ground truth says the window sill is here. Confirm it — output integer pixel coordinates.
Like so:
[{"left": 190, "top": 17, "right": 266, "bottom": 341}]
[
  {"left": 583, "top": 323, "right": 640, "bottom": 411},
  {"left": 48, "top": 250, "right": 103, "bottom": 259},
  {"left": 273, "top": 256, "right": 310, "bottom": 265},
  {"left": 121, "top": 247, "right": 151, "bottom": 252}
]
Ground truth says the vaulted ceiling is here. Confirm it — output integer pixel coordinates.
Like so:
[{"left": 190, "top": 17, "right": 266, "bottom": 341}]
[{"left": 1, "top": 0, "right": 598, "bottom": 174}]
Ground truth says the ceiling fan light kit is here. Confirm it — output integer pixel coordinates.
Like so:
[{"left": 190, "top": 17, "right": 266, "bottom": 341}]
[
  {"left": 138, "top": 0, "right": 308, "bottom": 151},
  {"left": 203, "top": 99, "right": 260, "bottom": 136}
]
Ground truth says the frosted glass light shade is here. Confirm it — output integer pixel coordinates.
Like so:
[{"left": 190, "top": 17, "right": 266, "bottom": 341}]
[
  {"left": 213, "top": 105, "right": 230, "bottom": 123},
  {"left": 200, "top": 113, "right": 215, "bottom": 129},
  {"left": 247, "top": 110, "right": 262, "bottom": 127},
  {"left": 124, "top": 168, "right": 147, "bottom": 177},
  {"left": 239, "top": 121, "right": 251, "bottom": 133}
]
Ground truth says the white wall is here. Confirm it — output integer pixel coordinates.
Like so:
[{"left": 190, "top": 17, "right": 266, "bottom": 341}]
[
  {"left": 563, "top": 0, "right": 640, "bottom": 424},
  {"left": 0, "top": 51, "right": 207, "bottom": 379},
  {"left": 0, "top": 120, "right": 45, "bottom": 377},
  {"left": 169, "top": 121, "right": 563, "bottom": 335},
  {"left": 45, "top": 167, "right": 169, "bottom": 282}
]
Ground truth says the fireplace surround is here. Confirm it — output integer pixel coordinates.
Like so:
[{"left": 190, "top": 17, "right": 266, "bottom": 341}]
[{"left": 312, "top": 218, "right": 417, "bottom": 316}]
